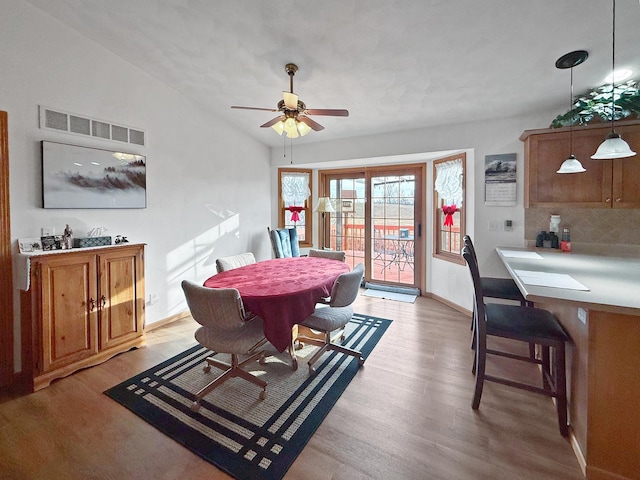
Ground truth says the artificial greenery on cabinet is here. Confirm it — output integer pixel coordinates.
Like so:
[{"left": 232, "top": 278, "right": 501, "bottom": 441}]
[{"left": 550, "top": 80, "right": 640, "bottom": 128}]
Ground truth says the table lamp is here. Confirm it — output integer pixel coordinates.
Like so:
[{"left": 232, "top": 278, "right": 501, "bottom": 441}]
[{"left": 313, "top": 197, "right": 335, "bottom": 249}]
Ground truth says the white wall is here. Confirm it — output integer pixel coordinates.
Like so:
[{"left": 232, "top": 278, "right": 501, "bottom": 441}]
[
  {"left": 2, "top": 0, "right": 564, "bottom": 373},
  {"left": 270, "top": 110, "right": 559, "bottom": 311},
  {"left": 2, "top": 1, "right": 272, "bottom": 370}
]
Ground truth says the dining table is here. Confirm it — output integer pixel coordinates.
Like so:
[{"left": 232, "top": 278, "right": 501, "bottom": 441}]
[{"left": 203, "top": 256, "right": 350, "bottom": 354}]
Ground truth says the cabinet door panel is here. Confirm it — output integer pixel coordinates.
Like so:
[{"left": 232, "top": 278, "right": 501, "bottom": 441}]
[
  {"left": 611, "top": 124, "right": 640, "bottom": 208},
  {"left": 99, "top": 246, "right": 144, "bottom": 350},
  {"left": 40, "top": 254, "right": 98, "bottom": 372},
  {"left": 526, "top": 129, "right": 612, "bottom": 207},
  {"left": 523, "top": 121, "right": 640, "bottom": 208}
]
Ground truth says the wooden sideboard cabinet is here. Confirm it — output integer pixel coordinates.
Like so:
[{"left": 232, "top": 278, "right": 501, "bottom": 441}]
[
  {"left": 520, "top": 120, "right": 640, "bottom": 208},
  {"left": 21, "top": 244, "right": 145, "bottom": 391}
]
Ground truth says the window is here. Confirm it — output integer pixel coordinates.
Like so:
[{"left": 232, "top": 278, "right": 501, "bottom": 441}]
[
  {"left": 278, "top": 168, "right": 312, "bottom": 247},
  {"left": 433, "top": 153, "right": 466, "bottom": 264}
]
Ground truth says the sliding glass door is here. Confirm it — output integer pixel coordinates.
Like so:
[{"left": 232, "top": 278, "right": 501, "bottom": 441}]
[{"left": 321, "top": 165, "right": 423, "bottom": 290}]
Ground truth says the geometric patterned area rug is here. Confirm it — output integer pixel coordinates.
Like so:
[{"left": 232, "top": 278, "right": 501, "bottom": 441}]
[{"left": 104, "top": 313, "right": 391, "bottom": 480}]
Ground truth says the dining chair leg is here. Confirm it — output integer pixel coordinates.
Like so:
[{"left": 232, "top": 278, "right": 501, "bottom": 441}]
[{"left": 288, "top": 342, "right": 298, "bottom": 371}]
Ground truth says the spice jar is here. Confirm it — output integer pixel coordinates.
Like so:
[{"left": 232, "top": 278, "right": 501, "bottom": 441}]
[{"left": 561, "top": 227, "right": 571, "bottom": 252}]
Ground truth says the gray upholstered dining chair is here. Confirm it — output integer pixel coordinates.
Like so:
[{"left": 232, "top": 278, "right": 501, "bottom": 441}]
[
  {"left": 308, "top": 248, "right": 346, "bottom": 262},
  {"left": 299, "top": 263, "right": 365, "bottom": 375},
  {"left": 181, "top": 280, "right": 268, "bottom": 411},
  {"left": 216, "top": 252, "right": 256, "bottom": 273},
  {"left": 268, "top": 227, "right": 301, "bottom": 258}
]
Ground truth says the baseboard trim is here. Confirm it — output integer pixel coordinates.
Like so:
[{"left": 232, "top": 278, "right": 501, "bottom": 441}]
[
  {"left": 145, "top": 310, "right": 191, "bottom": 332},
  {"left": 430, "top": 292, "right": 471, "bottom": 317},
  {"left": 569, "top": 431, "right": 587, "bottom": 477}
]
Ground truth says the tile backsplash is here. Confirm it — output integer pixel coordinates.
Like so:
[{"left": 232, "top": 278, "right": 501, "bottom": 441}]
[{"left": 525, "top": 208, "right": 640, "bottom": 252}]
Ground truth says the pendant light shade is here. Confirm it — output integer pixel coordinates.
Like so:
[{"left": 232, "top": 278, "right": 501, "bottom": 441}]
[
  {"left": 592, "top": 132, "right": 636, "bottom": 159},
  {"left": 592, "top": 0, "right": 637, "bottom": 160},
  {"left": 557, "top": 155, "right": 586, "bottom": 174},
  {"left": 555, "top": 50, "right": 588, "bottom": 174}
]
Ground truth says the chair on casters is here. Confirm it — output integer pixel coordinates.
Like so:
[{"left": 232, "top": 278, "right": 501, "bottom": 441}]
[
  {"left": 300, "top": 263, "right": 365, "bottom": 375},
  {"left": 181, "top": 280, "right": 268, "bottom": 411},
  {"left": 268, "top": 227, "right": 301, "bottom": 258},
  {"left": 216, "top": 252, "right": 256, "bottom": 273},
  {"left": 308, "top": 248, "right": 346, "bottom": 262},
  {"left": 462, "top": 246, "right": 570, "bottom": 437}
]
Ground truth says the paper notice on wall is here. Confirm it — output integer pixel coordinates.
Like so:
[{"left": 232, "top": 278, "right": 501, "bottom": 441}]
[{"left": 485, "top": 153, "right": 517, "bottom": 206}]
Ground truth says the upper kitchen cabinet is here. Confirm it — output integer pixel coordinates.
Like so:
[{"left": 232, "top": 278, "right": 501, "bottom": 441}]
[{"left": 521, "top": 120, "right": 640, "bottom": 208}]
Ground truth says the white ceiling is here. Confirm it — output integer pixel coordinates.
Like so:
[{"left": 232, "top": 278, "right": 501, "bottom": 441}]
[{"left": 24, "top": 0, "right": 640, "bottom": 147}]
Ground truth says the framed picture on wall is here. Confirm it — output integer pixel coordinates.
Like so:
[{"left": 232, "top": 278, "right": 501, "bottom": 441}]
[
  {"left": 41, "top": 141, "right": 146, "bottom": 209},
  {"left": 484, "top": 153, "right": 517, "bottom": 206}
]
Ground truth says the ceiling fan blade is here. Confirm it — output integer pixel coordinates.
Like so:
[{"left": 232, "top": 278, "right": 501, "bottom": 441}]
[
  {"left": 298, "top": 115, "right": 324, "bottom": 131},
  {"left": 304, "top": 108, "right": 349, "bottom": 117},
  {"left": 260, "top": 115, "right": 285, "bottom": 128},
  {"left": 231, "top": 106, "right": 278, "bottom": 112},
  {"left": 282, "top": 92, "right": 298, "bottom": 110}
]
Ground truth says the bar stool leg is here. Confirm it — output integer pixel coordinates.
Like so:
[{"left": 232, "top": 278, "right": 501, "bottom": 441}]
[{"left": 555, "top": 343, "right": 569, "bottom": 437}]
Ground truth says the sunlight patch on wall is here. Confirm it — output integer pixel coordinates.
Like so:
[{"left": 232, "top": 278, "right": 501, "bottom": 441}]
[{"left": 165, "top": 208, "right": 240, "bottom": 316}]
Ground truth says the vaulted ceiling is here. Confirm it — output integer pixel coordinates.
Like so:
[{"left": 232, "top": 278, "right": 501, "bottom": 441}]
[{"left": 24, "top": 0, "right": 640, "bottom": 147}]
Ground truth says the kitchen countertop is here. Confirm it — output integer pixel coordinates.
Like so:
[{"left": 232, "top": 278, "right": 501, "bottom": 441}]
[{"left": 496, "top": 247, "right": 640, "bottom": 316}]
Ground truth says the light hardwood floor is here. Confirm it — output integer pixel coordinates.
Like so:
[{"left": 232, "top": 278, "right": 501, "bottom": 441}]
[{"left": 0, "top": 294, "right": 583, "bottom": 480}]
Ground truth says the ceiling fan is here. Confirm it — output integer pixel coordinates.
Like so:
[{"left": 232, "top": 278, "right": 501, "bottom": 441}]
[{"left": 231, "top": 63, "right": 349, "bottom": 138}]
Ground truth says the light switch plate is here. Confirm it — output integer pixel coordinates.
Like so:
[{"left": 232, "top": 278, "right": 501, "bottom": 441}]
[{"left": 578, "top": 308, "right": 588, "bottom": 324}]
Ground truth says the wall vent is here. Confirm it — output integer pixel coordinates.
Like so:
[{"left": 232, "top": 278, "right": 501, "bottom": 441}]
[{"left": 39, "top": 106, "right": 146, "bottom": 147}]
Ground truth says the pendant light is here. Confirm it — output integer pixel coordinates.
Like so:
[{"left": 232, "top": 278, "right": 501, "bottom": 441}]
[
  {"left": 591, "top": 0, "right": 636, "bottom": 160},
  {"left": 556, "top": 50, "right": 588, "bottom": 174}
]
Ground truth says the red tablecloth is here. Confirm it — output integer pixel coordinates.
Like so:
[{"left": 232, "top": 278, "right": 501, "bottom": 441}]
[{"left": 203, "top": 257, "right": 350, "bottom": 352}]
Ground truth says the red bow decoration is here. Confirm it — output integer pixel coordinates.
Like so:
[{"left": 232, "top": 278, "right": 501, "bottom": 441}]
[
  {"left": 286, "top": 206, "right": 304, "bottom": 223},
  {"left": 442, "top": 204, "right": 458, "bottom": 227}
]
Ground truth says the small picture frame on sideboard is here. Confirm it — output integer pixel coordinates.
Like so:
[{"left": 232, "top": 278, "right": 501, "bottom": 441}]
[{"left": 18, "top": 238, "right": 43, "bottom": 253}]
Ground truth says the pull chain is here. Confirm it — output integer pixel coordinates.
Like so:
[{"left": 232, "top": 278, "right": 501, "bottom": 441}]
[{"left": 281, "top": 135, "right": 294, "bottom": 165}]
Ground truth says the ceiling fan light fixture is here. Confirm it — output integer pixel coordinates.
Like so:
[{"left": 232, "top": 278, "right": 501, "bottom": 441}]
[
  {"left": 557, "top": 155, "right": 587, "bottom": 174},
  {"left": 232, "top": 63, "right": 348, "bottom": 138},
  {"left": 591, "top": 132, "right": 636, "bottom": 159},
  {"left": 271, "top": 121, "right": 285, "bottom": 136},
  {"left": 297, "top": 120, "right": 311, "bottom": 137},
  {"left": 284, "top": 117, "right": 299, "bottom": 138}
]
